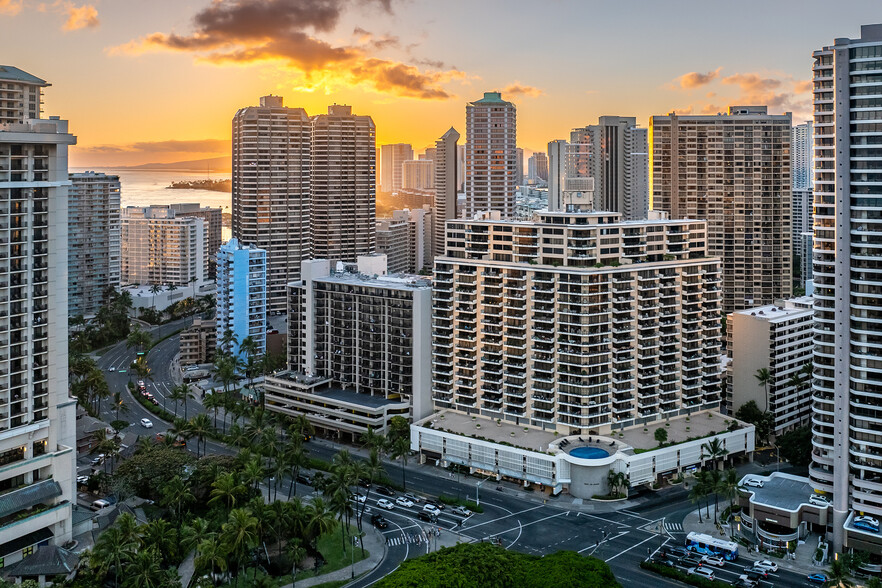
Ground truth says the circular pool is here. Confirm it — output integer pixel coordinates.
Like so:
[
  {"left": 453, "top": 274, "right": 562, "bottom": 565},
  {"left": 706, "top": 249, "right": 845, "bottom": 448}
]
[{"left": 568, "top": 446, "right": 610, "bottom": 459}]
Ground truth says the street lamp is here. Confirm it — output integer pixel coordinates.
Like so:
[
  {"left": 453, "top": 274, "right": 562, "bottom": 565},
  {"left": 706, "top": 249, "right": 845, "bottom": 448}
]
[{"left": 476, "top": 479, "right": 486, "bottom": 506}]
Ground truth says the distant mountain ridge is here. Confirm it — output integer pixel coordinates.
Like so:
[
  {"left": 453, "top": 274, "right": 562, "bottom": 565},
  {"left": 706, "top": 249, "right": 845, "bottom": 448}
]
[{"left": 108, "top": 156, "right": 231, "bottom": 172}]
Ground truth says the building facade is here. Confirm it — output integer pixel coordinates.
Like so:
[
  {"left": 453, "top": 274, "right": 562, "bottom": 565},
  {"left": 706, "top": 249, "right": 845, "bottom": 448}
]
[
  {"left": 792, "top": 122, "right": 814, "bottom": 290},
  {"left": 215, "top": 238, "right": 267, "bottom": 360},
  {"left": 311, "top": 105, "right": 376, "bottom": 263},
  {"left": 375, "top": 217, "right": 410, "bottom": 274},
  {"left": 810, "top": 24, "right": 882, "bottom": 560},
  {"left": 0, "top": 66, "right": 48, "bottom": 124},
  {"left": 726, "top": 298, "right": 814, "bottom": 435},
  {"left": 433, "top": 127, "right": 460, "bottom": 257},
  {"left": 402, "top": 159, "right": 433, "bottom": 191},
  {"left": 169, "top": 203, "right": 222, "bottom": 275},
  {"left": 650, "top": 106, "right": 792, "bottom": 312},
  {"left": 0, "top": 114, "right": 77, "bottom": 565},
  {"left": 377, "top": 207, "right": 434, "bottom": 274},
  {"left": 232, "top": 95, "right": 311, "bottom": 314},
  {"left": 264, "top": 257, "right": 432, "bottom": 439},
  {"left": 180, "top": 318, "right": 217, "bottom": 366},
  {"left": 464, "top": 92, "right": 517, "bottom": 218},
  {"left": 68, "top": 172, "right": 120, "bottom": 317},
  {"left": 434, "top": 211, "right": 723, "bottom": 435},
  {"left": 120, "top": 206, "right": 206, "bottom": 287},
  {"left": 527, "top": 151, "right": 548, "bottom": 182},
  {"left": 380, "top": 143, "right": 413, "bottom": 193}
]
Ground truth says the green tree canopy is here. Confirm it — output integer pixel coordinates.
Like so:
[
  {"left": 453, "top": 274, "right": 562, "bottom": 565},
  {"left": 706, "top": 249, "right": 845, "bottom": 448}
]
[{"left": 776, "top": 425, "right": 813, "bottom": 467}]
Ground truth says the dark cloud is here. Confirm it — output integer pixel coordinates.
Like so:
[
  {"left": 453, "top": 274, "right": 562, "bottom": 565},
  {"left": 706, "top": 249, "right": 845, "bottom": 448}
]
[{"left": 113, "top": 0, "right": 454, "bottom": 100}]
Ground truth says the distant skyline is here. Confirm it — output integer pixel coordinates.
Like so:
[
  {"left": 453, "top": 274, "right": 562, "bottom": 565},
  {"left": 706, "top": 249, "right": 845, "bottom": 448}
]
[{"left": 2, "top": 0, "right": 878, "bottom": 167}]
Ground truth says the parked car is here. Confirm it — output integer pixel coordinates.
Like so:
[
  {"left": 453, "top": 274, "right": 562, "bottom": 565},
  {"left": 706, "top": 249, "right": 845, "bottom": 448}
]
[
  {"left": 742, "top": 478, "right": 764, "bottom": 488},
  {"left": 681, "top": 554, "right": 704, "bottom": 567},
  {"left": 806, "top": 573, "right": 829, "bottom": 584},
  {"left": 352, "top": 493, "right": 367, "bottom": 503},
  {"left": 687, "top": 567, "right": 715, "bottom": 581},
  {"left": 753, "top": 560, "right": 778, "bottom": 572},
  {"left": 90, "top": 499, "right": 111, "bottom": 511},
  {"left": 76, "top": 475, "right": 90, "bottom": 485},
  {"left": 395, "top": 497, "right": 414, "bottom": 508},
  {"left": 377, "top": 499, "right": 394, "bottom": 510},
  {"left": 376, "top": 486, "right": 395, "bottom": 497},
  {"left": 140, "top": 418, "right": 153, "bottom": 428},
  {"left": 422, "top": 504, "right": 441, "bottom": 516},
  {"left": 403, "top": 492, "right": 421, "bottom": 503},
  {"left": 745, "top": 566, "right": 768, "bottom": 578},
  {"left": 809, "top": 494, "right": 831, "bottom": 507},
  {"left": 108, "top": 366, "right": 115, "bottom": 372},
  {"left": 854, "top": 515, "right": 880, "bottom": 532},
  {"left": 418, "top": 511, "right": 437, "bottom": 523},
  {"left": 701, "top": 555, "right": 725, "bottom": 567},
  {"left": 451, "top": 505, "right": 471, "bottom": 517},
  {"left": 426, "top": 501, "right": 445, "bottom": 511},
  {"left": 663, "top": 547, "right": 689, "bottom": 559},
  {"left": 370, "top": 514, "right": 388, "bottom": 529},
  {"left": 736, "top": 575, "right": 759, "bottom": 587}
]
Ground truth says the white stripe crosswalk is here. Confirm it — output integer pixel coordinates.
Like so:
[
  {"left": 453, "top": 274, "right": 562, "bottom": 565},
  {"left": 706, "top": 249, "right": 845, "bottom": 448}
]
[
  {"left": 665, "top": 522, "right": 684, "bottom": 532},
  {"left": 385, "top": 533, "right": 427, "bottom": 547}
]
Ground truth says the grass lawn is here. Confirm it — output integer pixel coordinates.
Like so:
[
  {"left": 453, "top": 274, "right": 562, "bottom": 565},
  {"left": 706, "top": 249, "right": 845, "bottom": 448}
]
[{"left": 288, "top": 525, "right": 369, "bottom": 583}]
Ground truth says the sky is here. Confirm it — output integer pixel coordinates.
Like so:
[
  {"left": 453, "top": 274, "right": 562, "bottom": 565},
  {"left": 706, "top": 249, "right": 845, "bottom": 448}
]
[{"left": 2, "top": 0, "right": 881, "bottom": 167}]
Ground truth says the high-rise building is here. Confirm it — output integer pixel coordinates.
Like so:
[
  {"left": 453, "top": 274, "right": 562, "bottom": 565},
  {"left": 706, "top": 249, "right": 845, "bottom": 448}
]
[
  {"left": 0, "top": 112, "right": 77, "bottom": 563},
  {"left": 515, "top": 147, "right": 524, "bottom": 186},
  {"left": 216, "top": 238, "right": 267, "bottom": 360},
  {"left": 169, "top": 203, "right": 223, "bottom": 275},
  {"left": 527, "top": 151, "right": 548, "bottom": 182},
  {"left": 68, "top": 171, "right": 120, "bottom": 317},
  {"left": 810, "top": 24, "right": 882, "bottom": 557},
  {"left": 264, "top": 257, "right": 433, "bottom": 440},
  {"left": 433, "top": 210, "right": 722, "bottom": 433},
  {"left": 0, "top": 66, "right": 49, "bottom": 124},
  {"left": 433, "top": 127, "right": 460, "bottom": 256},
  {"left": 650, "top": 106, "right": 792, "bottom": 312},
  {"left": 590, "top": 116, "right": 649, "bottom": 220},
  {"left": 547, "top": 140, "right": 567, "bottom": 211},
  {"left": 232, "top": 95, "right": 311, "bottom": 315},
  {"left": 465, "top": 92, "right": 517, "bottom": 218},
  {"left": 726, "top": 297, "right": 814, "bottom": 435},
  {"left": 375, "top": 217, "right": 410, "bottom": 274},
  {"left": 792, "top": 122, "right": 814, "bottom": 290},
  {"left": 311, "top": 105, "right": 376, "bottom": 262},
  {"left": 120, "top": 206, "right": 206, "bottom": 287},
  {"left": 180, "top": 318, "right": 217, "bottom": 366},
  {"left": 401, "top": 159, "right": 434, "bottom": 191},
  {"left": 380, "top": 143, "right": 413, "bottom": 193},
  {"left": 377, "top": 207, "right": 434, "bottom": 274}
]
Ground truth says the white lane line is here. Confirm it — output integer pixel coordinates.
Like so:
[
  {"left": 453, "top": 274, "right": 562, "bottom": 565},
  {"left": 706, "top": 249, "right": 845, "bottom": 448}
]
[
  {"left": 462, "top": 504, "right": 545, "bottom": 530},
  {"left": 507, "top": 521, "right": 522, "bottom": 549},
  {"left": 577, "top": 531, "right": 630, "bottom": 554},
  {"left": 618, "top": 510, "right": 652, "bottom": 522},
  {"left": 604, "top": 533, "right": 660, "bottom": 562},
  {"left": 648, "top": 537, "right": 671, "bottom": 560},
  {"left": 576, "top": 511, "right": 631, "bottom": 527},
  {"left": 478, "top": 510, "right": 570, "bottom": 538}
]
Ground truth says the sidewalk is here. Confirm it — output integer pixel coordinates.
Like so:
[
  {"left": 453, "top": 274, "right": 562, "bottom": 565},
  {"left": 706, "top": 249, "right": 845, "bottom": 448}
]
[
  {"left": 680, "top": 506, "right": 824, "bottom": 576},
  {"left": 279, "top": 525, "right": 387, "bottom": 588}
]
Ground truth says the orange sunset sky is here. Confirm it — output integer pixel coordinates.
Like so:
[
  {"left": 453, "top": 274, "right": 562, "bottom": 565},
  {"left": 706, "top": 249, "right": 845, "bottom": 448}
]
[{"left": 2, "top": 0, "right": 880, "bottom": 167}]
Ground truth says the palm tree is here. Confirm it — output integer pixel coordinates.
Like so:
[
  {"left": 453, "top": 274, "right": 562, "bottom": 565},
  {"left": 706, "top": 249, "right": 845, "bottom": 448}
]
[
  {"left": 204, "top": 391, "right": 222, "bottom": 430},
  {"left": 606, "top": 470, "right": 628, "bottom": 497},
  {"left": 707, "top": 469, "right": 723, "bottom": 523},
  {"left": 287, "top": 538, "right": 307, "bottom": 588},
  {"left": 91, "top": 526, "right": 137, "bottom": 587},
  {"left": 289, "top": 414, "right": 315, "bottom": 442},
  {"left": 221, "top": 508, "right": 259, "bottom": 586},
  {"left": 689, "top": 472, "right": 708, "bottom": 524},
  {"left": 828, "top": 557, "right": 855, "bottom": 588},
  {"left": 701, "top": 438, "right": 729, "bottom": 470},
  {"left": 243, "top": 457, "right": 264, "bottom": 493},
  {"left": 149, "top": 283, "right": 162, "bottom": 310},
  {"left": 112, "top": 390, "right": 129, "bottom": 423},
  {"left": 305, "top": 497, "right": 338, "bottom": 552},
  {"left": 126, "top": 325, "right": 152, "bottom": 354},
  {"left": 161, "top": 475, "right": 194, "bottom": 523},
  {"left": 209, "top": 472, "right": 246, "bottom": 511},
  {"left": 218, "top": 328, "right": 239, "bottom": 358},
  {"left": 389, "top": 435, "right": 411, "bottom": 491},
  {"left": 195, "top": 537, "right": 229, "bottom": 583},
  {"left": 174, "top": 383, "right": 195, "bottom": 420},
  {"left": 188, "top": 413, "right": 212, "bottom": 458},
  {"left": 121, "top": 549, "right": 170, "bottom": 588},
  {"left": 141, "top": 519, "right": 179, "bottom": 565},
  {"left": 286, "top": 439, "right": 310, "bottom": 499},
  {"left": 361, "top": 426, "right": 386, "bottom": 452},
  {"left": 754, "top": 367, "right": 773, "bottom": 413}
]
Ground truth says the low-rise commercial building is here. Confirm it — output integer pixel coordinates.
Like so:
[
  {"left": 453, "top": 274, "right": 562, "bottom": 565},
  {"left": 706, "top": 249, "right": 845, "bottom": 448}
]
[{"left": 180, "top": 318, "right": 217, "bottom": 366}]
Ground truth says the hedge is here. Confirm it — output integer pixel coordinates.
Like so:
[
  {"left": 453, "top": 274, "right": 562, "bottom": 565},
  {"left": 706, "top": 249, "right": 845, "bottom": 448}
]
[
  {"left": 438, "top": 494, "right": 484, "bottom": 513},
  {"left": 640, "top": 561, "right": 732, "bottom": 588}
]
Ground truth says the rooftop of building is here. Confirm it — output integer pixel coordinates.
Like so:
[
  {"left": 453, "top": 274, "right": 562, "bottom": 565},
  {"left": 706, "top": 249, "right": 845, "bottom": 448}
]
[
  {"left": 0, "top": 65, "right": 48, "bottom": 86},
  {"left": 268, "top": 371, "right": 407, "bottom": 409},
  {"left": 652, "top": 105, "right": 791, "bottom": 120},
  {"left": 460, "top": 209, "right": 706, "bottom": 228},
  {"left": 313, "top": 269, "right": 432, "bottom": 290},
  {"left": 471, "top": 91, "right": 513, "bottom": 106},
  {"left": 738, "top": 472, "right": 820, "bottom": 512},
  {"left": 732, "top": 300, "right": 814, "bottom": 321},
  {"left": 220, "top": 237, "right": 266, "bottom": 253},
  {"left": 417, "top": 409, "right": 559, "bottom": 453},
  {"left": 69, "top": 171, "right": 119, "bottom": 180},
  {"left": 618, "top": 410, "right": 744, "bottom": 452}
]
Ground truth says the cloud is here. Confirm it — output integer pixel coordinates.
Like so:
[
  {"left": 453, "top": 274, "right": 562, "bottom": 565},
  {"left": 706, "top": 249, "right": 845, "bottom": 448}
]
[
  {"left": 77, "top": 138, "right": 229, "bottom": 155},
  {"left": 503, "top": 82, "right": 544, "bottom": 98},
  {"left": 63, "top": 3, "right": 99, "bottom": 31},
  {"left": 721, "top": 73, "right": 782, "bottom": 97},
  {"left": 793, "top": 80, "right": 812, "bottom": 94},
  {"left": 677, "top": 67, "right": 722, "bottom": 89},
  {"left": 0, "top": 0, "right": 22, "bottom": 15},
  {"left": 111, "top": 0, "right": 456, "bottom": 100}
]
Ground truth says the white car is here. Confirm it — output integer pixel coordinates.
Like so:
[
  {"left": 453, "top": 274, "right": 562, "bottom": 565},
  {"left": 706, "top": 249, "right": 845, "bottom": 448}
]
[
  {"left": 403, "top": 492, "right": 421, "bottom": 503},
  {"left": 854, "top": 515, "right": 880, "bottom": 532},
  {"left": 809, "top": 494, "right": 831, "bottom": 507},
  {"left": 108, "top": 366, "right": 115, "bottom": 372},
  {"left": 422, "top": 503, "right": 441, "bottom": 516},
  {"left": 701, "top": 555, "right": 725, "bottom": 567},
  {"left": 753, "top": 560, "right": 778, "bottom": 572},
  {"left": 377, "top": 498, "right": 394, "bottom": 510},
  {"left": 76, "top": 475, "right": 90, "bottom": 485},
  {"left": 452, "top": 505, "right": 471, "bottom": 517},
  {"left": 352, "top": 493, "right": 367, "bottom": 503},
  {"left": 688, "top": 567, "right": 715, "bottom": 580},
  {"left": 743, "top": 478, "right": 764, "bottom": 488},
  {"left": 140, "top": 418, "right": 153, "bottom": 428},
  {"left": 395, "top": 496, "right": 414, "bottom": 508}
]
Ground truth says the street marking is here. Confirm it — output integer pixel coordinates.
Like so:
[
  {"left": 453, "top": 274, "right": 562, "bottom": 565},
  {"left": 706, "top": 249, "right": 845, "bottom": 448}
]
[
  {"left": 476, "top": 510, "right": 570, "bottom": 540},
  {"left": 605, "top": 533, "right": 659, "bottom": 562},
  {"left": 618, "top": 509, "right": 652, "bottom": 522},
  {"left": 508, "top": 521, "right": 522, "bottom": 549},
  {"left": 577, "top": 531, "right": 630, "bottom": 554},
  {"left": 576, "top": 511, "right": 631, "bottom": 528},
  {"left": 461, "top": 504, "right": 544, "bottom": 530},
  {"left": 665, "top": 522, "right": 683, "bottom": 532}
]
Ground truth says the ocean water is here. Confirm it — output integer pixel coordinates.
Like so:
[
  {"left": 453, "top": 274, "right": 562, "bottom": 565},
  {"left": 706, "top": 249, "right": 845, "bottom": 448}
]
[{"left": 70, "top": 167, "right": 233, "bottom": 240}]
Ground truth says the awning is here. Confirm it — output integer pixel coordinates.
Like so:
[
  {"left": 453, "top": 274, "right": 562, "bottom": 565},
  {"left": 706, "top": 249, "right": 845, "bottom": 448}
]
[
  {"left": 0, "top": 480, "right": 62, "bottom": 519},
  {"left": 0, "top": 527, "right": 53, "bottom": 558}
]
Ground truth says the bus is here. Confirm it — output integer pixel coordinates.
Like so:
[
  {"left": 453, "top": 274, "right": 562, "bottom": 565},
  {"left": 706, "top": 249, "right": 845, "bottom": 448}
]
[{"left": 685, "top": 532, "right": 739, "bottom": 561}]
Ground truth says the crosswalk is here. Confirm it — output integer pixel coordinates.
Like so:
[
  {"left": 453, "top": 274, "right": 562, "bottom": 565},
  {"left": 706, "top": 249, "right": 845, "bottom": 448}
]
[
  {"left": 665, "top": 522, "right": 684, "bottom": 532},
  {"left": 385, "top": 533, "right": 427, "bottom": 547}
]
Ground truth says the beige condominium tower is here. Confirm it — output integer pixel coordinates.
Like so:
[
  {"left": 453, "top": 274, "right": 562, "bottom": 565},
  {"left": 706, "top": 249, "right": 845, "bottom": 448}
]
[
  {"left": 464, "top": 92, "right": 517, "bottom": 219},
  {"left": 650, "top": 106, "right": 792, "bottom": 312},
  {"left": 232, "top": 95, "right": 311, "bottom": 314}
]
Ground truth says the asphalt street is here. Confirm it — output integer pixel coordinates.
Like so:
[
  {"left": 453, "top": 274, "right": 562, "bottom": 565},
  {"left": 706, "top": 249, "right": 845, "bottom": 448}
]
[{"left": 85, "top": 326, "right": 824, "bottom": 588}]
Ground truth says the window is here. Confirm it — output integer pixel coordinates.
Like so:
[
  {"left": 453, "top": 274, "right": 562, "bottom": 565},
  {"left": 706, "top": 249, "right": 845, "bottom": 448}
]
[{"left": 22, "top": 546, "right": 33, "bottom": 558}]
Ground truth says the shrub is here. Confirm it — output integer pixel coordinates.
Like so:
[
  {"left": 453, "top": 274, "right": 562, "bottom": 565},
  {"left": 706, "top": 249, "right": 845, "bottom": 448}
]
[{"left": 640, "top": 561, "right": 731, "bottom": 588}]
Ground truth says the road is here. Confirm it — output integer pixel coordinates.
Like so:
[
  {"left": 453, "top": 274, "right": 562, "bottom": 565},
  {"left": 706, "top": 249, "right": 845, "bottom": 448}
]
[{"left": 87, "top": 326, "right": 821, "bottom": 588}]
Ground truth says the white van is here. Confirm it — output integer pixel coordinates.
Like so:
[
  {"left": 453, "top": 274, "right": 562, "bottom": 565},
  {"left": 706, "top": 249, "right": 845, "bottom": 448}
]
[{"left": 90, "top": 499, "right": 111, "bottom": 511}]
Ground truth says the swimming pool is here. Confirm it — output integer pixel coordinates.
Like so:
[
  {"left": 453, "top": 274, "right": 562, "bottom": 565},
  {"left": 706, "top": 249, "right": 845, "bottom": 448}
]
[{"left": 568, "top": 446, "right": 611, "bottom": 459}]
